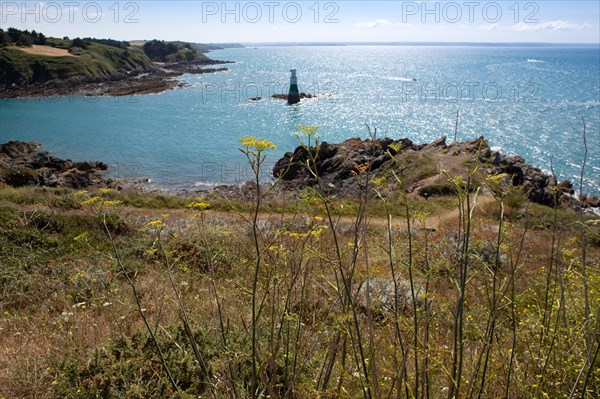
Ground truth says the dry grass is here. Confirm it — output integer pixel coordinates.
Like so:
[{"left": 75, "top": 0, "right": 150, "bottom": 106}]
[
  {"left": 0, "top": 176, "right": 598, "bottom": 398},
  {"left": 17, "top": 45, "right": 74, "bottom": 57}
]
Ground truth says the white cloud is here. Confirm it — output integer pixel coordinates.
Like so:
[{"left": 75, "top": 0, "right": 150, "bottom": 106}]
[
  {"left": 478, "top": 23, "right": 500, "bottom": 31},
  {"left": 510, "top": 20, "right": 592, "bottom": 32},
  {"left": 353, "top": 19, "right": 411, "bottom": 29},
  {"left": 353, "top": 19, "right": 394, "bottom": 28}
]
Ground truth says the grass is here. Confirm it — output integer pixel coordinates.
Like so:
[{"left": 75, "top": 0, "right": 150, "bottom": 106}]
[
  {"left": 0, "top": 42, "right": 152, "bottom": 85},
  {"left": 0, "top": 157, "right": 599, "bottom": 398}
]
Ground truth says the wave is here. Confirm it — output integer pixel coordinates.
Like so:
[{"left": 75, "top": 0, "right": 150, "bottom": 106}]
[
  {"left": 527, "top": 59, "right": 544, "bottom": 63},
  {"left": 387, "top": 76, "right": 418, "bottom": 82}
]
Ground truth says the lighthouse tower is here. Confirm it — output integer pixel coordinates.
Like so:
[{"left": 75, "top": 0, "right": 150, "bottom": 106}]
[{"left": 287, "top": 69, "right": 300, "bottom": 105}]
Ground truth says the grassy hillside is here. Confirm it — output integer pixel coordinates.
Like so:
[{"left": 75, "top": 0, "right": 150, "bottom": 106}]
[
  {"left": 0, "top": 134, "right": 598, "bottom": 398},
  {"left": 0, "top": 42, "right": 152, "bottom": 85}
]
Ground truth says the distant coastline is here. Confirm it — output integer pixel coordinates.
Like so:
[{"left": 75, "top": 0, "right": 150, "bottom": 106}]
[
  {"left": 246, "top": 41, "right": 600, "bottom": 47},
  {"left": 0, "top": 59, "right": 233, "bottom": 99},
  {"left": 0, "top": 30, "right": 241, "bottom": 99}
]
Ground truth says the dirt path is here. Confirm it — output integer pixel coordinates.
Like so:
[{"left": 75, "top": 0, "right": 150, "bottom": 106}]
[
  {"left": 123, "top": 194, "right": 497, "bottom": 233},
  {"left": 17, "top": 194, "right": 497, "bottom": 234}
]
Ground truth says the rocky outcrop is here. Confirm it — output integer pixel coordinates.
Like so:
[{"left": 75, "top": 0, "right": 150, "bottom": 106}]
[
  {"left": 273, "top": 136, "right": 598, "bottom": 211},
  {"left": 271, "top": 93, "right": 316, "bottom": 101},
  {"left": 0, "top": 141, "right": 111, "bottom": 188},
  {"left": 0, "top": 60, "right": 231, "bottom": 99}
]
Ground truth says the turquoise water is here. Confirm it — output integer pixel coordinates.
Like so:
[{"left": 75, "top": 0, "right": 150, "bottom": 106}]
[{"left": 1, "top": 45, "right": 599, "bottom": 194}]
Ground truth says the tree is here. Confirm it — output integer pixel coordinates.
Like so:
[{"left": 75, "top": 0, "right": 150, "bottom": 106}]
[
  {"left": 0, "top": 29, "right": 11, "bottom": 47},
  {"left": 71, "top": 37, "right": 89, "bottom": 49},
  {"left": 185, "top": 50, "right": 196, "bottom": 62},
  {"left": 143, "top": 39, "right": 183, "bottom": 62},
  {"left": 16, "top": 32, "right": 33, "bottom": 47}
]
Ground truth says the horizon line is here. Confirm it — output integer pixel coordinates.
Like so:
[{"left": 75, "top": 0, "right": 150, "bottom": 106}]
[{"left": 238, "top": 41, "right": 599, "bottom": 46}]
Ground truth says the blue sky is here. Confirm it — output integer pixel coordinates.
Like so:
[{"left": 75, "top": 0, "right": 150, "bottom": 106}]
[{"left": 2, "top": 1, "right": 599, "bottom": 43}]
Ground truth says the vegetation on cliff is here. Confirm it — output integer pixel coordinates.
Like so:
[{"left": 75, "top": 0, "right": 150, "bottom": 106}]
[
  {"left": 0, "top": 35, "right": 152, "bottom": 86},
  {"left": 0, "top": 28, "right": 238, "bottom": 91}
]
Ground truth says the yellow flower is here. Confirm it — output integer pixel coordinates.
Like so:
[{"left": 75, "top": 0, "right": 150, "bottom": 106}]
[
  {"left": 372, "top": 176, "right": 386, "bottom": 187},
  {"left": 74, "top": 190, "right": 88, "bottom": 197},
  {"left": 485, "top": 173, "right": 508, "bottom": 185},
  {"left": 80, "top": 196, "right": 100, "bottom": 205},
  {"left": 73, "top": 232, "right": 89, "bottom": 242},
  {"left": 288, "top": 232, "right": 306, "bottom": 238},
  {"left": 239, "top": 135, "right": 276, "bottom": 151},
  {"left": 296, "top": 125, "right": 319, "bottom": 138},
  {"left": 146, "top": 220, "right": 163, "bottom": 228},
  {"left": 388, "top": 142, "right": 403, "bottom": 153},
  {"left": 99, "top": 188, "right": 114, "bottom": 194},
  {"left": 309, "top": 225, "right": 328, "bottom": 238},
  {"left": 188, "top": 201, "right": 211, "bottom": 211},
  {"left": 51, "top": 380, "right": 58, "bottom": 385}
]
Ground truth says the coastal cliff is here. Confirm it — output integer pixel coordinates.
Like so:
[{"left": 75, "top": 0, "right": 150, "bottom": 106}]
[{"left": 0, "top": 31, "right": 237, "bottom": 98}]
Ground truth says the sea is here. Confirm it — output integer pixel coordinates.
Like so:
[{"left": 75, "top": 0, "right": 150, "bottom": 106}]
[{"left": 1, "top": 45, "right": 599, "bottom": 195}]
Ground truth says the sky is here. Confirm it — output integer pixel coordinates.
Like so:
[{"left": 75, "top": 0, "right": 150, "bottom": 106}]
[{"left": 1, "top": 1, "right": 599, "bottom": 43}]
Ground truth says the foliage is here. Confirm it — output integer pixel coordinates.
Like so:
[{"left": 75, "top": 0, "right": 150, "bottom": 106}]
[
  {"left": 0, "top": 39, "right": 151, "bottom": 85},
  {"left": 0, "top": 129, "right": 598, "bottom": 398}
]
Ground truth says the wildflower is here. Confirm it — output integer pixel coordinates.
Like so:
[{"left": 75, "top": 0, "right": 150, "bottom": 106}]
[
  {"left": 372, "top": 176, "right": 386, "bottom": 187},
  {"left": 309, "top": 225, "right": 328, "bottom": 238},
  {"left": 288, "top": 232, "right": 306, "bottom": 238},
  {"left": 188, "top": 200, "right": 211, "bottom": 211},
  {"left": 99, "top": 188, "right": 113, "bottom": 194},
  {"left": 74, "top": 190, "right": 88, "bottom": 197},
  {"left": 146, "top": 220, "right": 163, "bottom": 228},
  {"left": 239, "top": 136, "right": 276, "bottom": 151},
  {"left": 73, "top": 232, "right": 89, "bottom": 242},
  {"left": 51, "top": 380, "right": 58, "bottom": 385},
  {"left": 313, "top": 216, "right": 324, "bottom": 222},
  {"left": 145, "top": 248, "right": 157, "bottom": 256},
  {"left": 485, "top": 173, "right": 508, "bottom": 185},
  {"left": 80, "top": 196, "right": 100, "bottom": 205},
  {"left": 388, "top": 142, "right": 403, "bottom": 153},
  {"left": 295, "top": 125, "right": 319, "bottom": 138}
]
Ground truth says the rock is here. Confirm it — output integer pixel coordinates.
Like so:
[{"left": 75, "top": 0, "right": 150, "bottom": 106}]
[
  {"left": 357, "top": 277, "right": 424, "bottom": 318},
  {"left": 272, "top": 135, "right": 596, "bottom": 211},
  {"left": 0, "top": 141, "right": 111, "bottom": 189},
  {"left": 423, "top": 136, "right": 447, "bottom": 151},
  {"left": 271, "top": 93, "right": 316, "bottom": 101},
  {"left": 0, "top": 141, "right": 41, "bottom": 160},
  {"left": 586, "top": 196, "right": 600, "bottom": 208}
]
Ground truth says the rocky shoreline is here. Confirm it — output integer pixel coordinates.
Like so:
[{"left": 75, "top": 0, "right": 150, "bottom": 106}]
[
  {"left": 0, "top": 141, "right": 113, "bottom": 188},
  {"left": 0, "top": 60, "right": 232, "bottom": 99},
  {"left": 272, "top": 136, "right": 599, "bottom": 211},
  {"left": 1, "top": 138, "right": 598, "bottom": 213}
]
